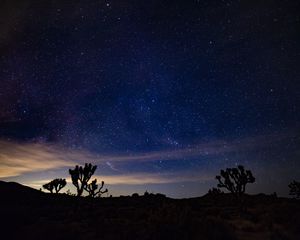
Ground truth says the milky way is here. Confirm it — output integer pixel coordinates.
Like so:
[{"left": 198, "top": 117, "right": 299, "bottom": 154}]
[{"left": 0, "top": 0, "right": 299, "bottom": 197}]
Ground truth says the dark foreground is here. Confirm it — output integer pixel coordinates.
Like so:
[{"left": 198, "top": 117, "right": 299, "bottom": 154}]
[{"left": 0, "top": 181, "right": 299, "bottom": 240}]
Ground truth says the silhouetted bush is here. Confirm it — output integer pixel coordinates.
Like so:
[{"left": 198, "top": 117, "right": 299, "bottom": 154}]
[
  {"left": 216, "top": 165, "right": 255, "bottom": 196},
  {"left": 65, "top": 189, "right": 76, "bottom": 196},
  {"left": 42, "top": 178, "right": 66, "bottom": 193},
  {"left": 85, "top": 179, "right": 108, "bottom": 198},
  {"left": 155, "top": 193, "right": 166, "bottom": 198},
  {"left": 288, "top": 180, "right": 300, "bottom": 199},
  {"left": 271, "top": 192, "right": 277, "bottom": 198},
  {"left": 144, "top": 191, "right": 150, "bottom": 196},
  {"left": 69, "top": 163, "right": 97, "bottom": 196},
  {"left": 208, "top": 187, "right": 224, "bottom": 195}
]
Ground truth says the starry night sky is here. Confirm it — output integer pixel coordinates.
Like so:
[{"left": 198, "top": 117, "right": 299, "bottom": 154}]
[{"left": 0, "top": 0, "right": 299, "bottom": 198}]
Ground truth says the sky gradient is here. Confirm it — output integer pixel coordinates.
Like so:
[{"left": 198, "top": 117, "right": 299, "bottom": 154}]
[{"left": 0, "top": 0, "right": 299, "bottom": 198}]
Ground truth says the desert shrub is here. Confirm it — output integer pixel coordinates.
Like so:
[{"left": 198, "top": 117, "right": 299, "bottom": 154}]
[
  {"left": 65, "top": 189, "right": 76, "bottom": 196},
  {"left": 208, "top": 187, "right": 224, "bottom": 195},
  {"left": 155, "top": 193, "right": 166, "bottom": 198}
]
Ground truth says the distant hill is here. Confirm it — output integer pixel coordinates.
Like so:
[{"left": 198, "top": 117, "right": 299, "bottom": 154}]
[{"left": 0, "top": 180, "right": 43, "bottom": 203}]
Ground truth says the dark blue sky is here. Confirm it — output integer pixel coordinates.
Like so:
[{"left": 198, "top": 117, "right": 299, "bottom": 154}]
[{"left": 0, "top": 0, "right": 299, "bottom": 197}]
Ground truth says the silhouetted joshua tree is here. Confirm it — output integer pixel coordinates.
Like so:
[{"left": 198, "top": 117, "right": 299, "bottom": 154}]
[
  {"left": 216, "top": 165, "right": 255, "bottom": 196},
  {"left": 69, "top": 163, "right": 97, "bottom": 196},
  {"left": 288, "top": 180, "right": 300, "bottom": 199},
  {"left": 43, "top": 178, "right": 66, "bottom": 193},
  {"left": 85, "top": 179, "right": 108, "bottom": 198}
]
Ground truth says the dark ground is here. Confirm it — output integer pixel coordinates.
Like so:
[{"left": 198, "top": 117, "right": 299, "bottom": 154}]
[{"left": 0, "top": 181, "right": 299, "bottom": 240}]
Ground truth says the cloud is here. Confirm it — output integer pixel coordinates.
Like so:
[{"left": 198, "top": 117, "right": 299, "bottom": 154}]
[
  {"left": 0, "top": 141, "right": 77, "bottom": 178},
  {"left": 24, "top": 170, "right": 212, "bottom": 190},
  {"left": 96, "top": 171, "right": 212, "bottom": 185},
  {"left": 0, "top": 131, "right": 295, "bottom": 178}
]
